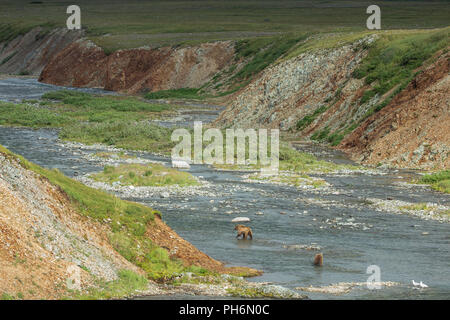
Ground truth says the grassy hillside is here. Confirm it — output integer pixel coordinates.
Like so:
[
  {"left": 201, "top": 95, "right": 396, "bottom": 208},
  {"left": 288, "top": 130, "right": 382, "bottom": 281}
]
[
  {"left": 1, "top": 0, "right": 449, "bottom": 52},
  {"left": 0, "top": 144, "right": 194, "bottom": 281},
  {"left": 306, "top": 28, "right": 449, "bottom": 146},
  {"left": 354, "top": 28, "right": 449, "bottom": 115}
]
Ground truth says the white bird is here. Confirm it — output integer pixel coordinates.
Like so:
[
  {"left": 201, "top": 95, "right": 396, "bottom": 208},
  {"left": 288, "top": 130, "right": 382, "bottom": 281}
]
[{"left": 412, "top": 280, "right": 428, "bottom": 288}]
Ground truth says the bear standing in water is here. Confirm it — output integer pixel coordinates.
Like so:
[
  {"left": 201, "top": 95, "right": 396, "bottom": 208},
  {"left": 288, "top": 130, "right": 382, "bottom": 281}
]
[{"left": 234, "top": 225, "right": 253, "bottom": 240}]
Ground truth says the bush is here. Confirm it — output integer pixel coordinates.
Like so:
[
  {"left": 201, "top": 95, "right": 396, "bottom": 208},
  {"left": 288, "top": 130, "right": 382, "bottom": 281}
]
[
  {"left": 296, "top": 105, "right": 328, "bottom": 130},
  {"left": 419, "top": 170, "right": 450, "bottom": 194}
]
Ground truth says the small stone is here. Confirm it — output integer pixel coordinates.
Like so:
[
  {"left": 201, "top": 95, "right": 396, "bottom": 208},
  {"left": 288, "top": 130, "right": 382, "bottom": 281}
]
[{"left": 232, "top": 217, "right": 250, "bottom": 223}]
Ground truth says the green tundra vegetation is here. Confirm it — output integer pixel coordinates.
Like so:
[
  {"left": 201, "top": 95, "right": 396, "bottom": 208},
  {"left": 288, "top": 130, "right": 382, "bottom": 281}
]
[
  {"left": 213, "top": 139, "right": 359, "bottom": 175},
  {"left": 0, "top": 90, "right": 179, "bottom": 153},
  {"left": 354, "top": 28, "right": 449, "bottom": 113},
  {"left": 418, "top": 170, "right": 450, "bottom": 194},
  {"left": 144, "top": 88, "right": 204, "bottom": 100},
  {"left": 1, "top": 0, "right": 449, "bottom": 51},
  {"left": 0, "top": 92, "right": 353, "bottom": 174},
  {"left": 0, "top": 90, "right": 175, "bottom": 126},
  {"left": 93, "top": 151, "right": 136, "bottom": 160},
  {"left": 91, "top": 163, "right": 199, "bottom": 187},
  {"left": 71, "top": 269, "right": 150, "bottom": 300},
  {"left": 304, "top": 27, "right": 449, "bottom": 146}
]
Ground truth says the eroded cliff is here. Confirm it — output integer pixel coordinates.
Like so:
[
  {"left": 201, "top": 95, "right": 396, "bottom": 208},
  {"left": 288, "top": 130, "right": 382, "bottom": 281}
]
[
  {"left": 341, "top": 51, "right": 450, "bottom": 169},
  {"left": 39, "top": 39, "right": 235, "bottom": 93},
  {"left": 214, "top": 36, "right": 377, "bottom": 131},
  {"left": 0, "top": 27, "right": 82, "bottom": 76}
]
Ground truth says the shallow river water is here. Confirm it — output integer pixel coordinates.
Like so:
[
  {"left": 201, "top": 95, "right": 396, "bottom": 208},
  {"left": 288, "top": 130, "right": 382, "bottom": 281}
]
[{"left": 0, "top": 78, "right": 449, "bottom": 299}]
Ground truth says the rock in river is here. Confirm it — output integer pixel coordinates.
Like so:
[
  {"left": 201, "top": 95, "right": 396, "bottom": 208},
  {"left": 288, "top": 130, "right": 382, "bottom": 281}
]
[
  {"left": 172, "top": 160, "right": 191, "bottom": 169},
  {"left": 232, "top": 217, "right": 251, "bottom": 223}
]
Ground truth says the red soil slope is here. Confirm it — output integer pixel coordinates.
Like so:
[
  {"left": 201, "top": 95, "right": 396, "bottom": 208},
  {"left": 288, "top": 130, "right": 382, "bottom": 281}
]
[{"left": 341, "top": 51, "right": 450, "bottom": 169}]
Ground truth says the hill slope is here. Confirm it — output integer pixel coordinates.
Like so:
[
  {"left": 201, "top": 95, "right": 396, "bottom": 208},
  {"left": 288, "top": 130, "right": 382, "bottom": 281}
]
[{"left": 341, "top": 50, "right": 449, "bottom": 169}]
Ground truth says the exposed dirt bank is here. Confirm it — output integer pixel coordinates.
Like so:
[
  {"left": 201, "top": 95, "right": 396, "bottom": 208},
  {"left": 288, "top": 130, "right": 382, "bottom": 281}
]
[
  {"left": 214, "top": 36, "right": 376, "bottom": 130},
  {"left": 39, "top": 39, "right": 235, "bottom": 94},
  {"left": 341, "top": 51, "right": 450, "bottom": 169},
  {"left": 0, "top": 149, "right": 138, "bottom": 299},
  {"left": 0, "top": 27, "right": 82, "bottom": 76}
]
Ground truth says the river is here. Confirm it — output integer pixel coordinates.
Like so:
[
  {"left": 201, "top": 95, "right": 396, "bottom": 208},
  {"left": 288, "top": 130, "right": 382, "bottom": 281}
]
[{"left": 0, "top": 78, "right": 449, "bottom": 300}]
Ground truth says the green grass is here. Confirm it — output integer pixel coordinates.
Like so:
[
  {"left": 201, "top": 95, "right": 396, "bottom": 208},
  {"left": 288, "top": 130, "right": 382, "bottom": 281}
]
[
  {"left": 92, "top": 163, "right": 199, "bottom": 187},
  {"left": 1, "top": 293, "right": 15, "bottom": 300},
  {"left": 214, "top": 143, "right": 359, "bottom": 174},
  {"left": 354, "top": 28, "right": 449, "bottom": 115},
  {"left": 418, "top": 170, "right": 450, "bottom": 193},
  {"left": 250, "top": 172, "right": 327, "bottom": 188},
  {"left": 72, "top": 269, "right": 148, "bottom": 300},
  {"left": 144, "top": 88, "right": 204, "bottom": 100},
  {"left": 93, "top": 151, "right": 136, "bottom": 160},
  {"left": 303, "top": 28, "right": 449, "bottom": 146},
  {"left": 0, "top": 22, "right": 53, "bottom": 44},
  {"left": 0, "top": 90, "right": 174, "bottom": 128},
  {"left": 232, "top": 33, "right": 307, "bottom": 82},
  {"left": 146, "top": 35, "right": 321, "bottom": 102},
  {"left": 285, "top": 30, "right": 374, "bottom": 59},
  {"left": 296, "top": 105, "right": 328, "bottom": 131},
  {"left": 42, "top": 90, "right": 170, "bottom": 113},
  {"left": 226, "top": 285, "right": 298, "bottom": 299},
  {"left": 0, "top": 90, "right": 178, "bottom": 154},
  {"left": 0, "top": 101, "right": 73, "bottom": 127},
  {"left": 1, "top": 1, "right": 449, "bottom": 52},
  {"left": 397, "top": 202, "right": 449, "bottom": 218},
  {"left": 279, "top": 145, "right": 357, "bottom": 173},
  {"left": 398, "top": 203, "right": 431, "bottom": 211},
  {"left": 60, "top": 121, "right": 176, "bottom": 154}
]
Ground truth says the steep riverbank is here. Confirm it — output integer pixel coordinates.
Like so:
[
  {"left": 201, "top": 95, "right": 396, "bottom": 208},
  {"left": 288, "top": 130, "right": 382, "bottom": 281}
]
[
  {"left": 341, "top": 50, "right": 450, "bottom": 169},
  {"left": 0, "top": 27, "right": 82, "bottom": 76},
  {"left": 39, "top": 40, "right": 236, "bottom": 93},
  {"left": 215, "top": 29, "right": 449, "bottom": 170}
]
